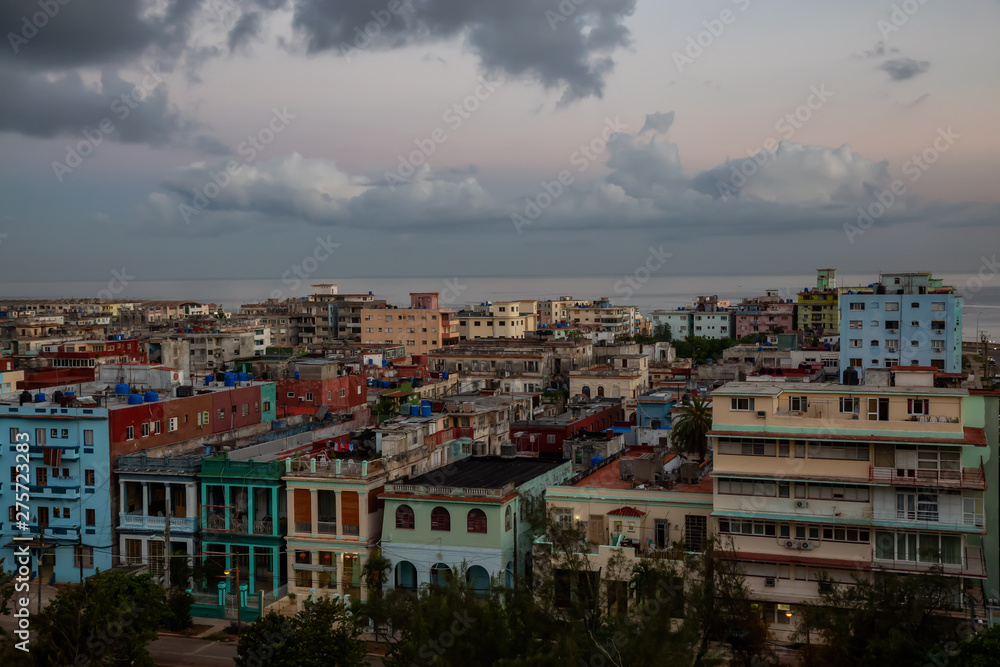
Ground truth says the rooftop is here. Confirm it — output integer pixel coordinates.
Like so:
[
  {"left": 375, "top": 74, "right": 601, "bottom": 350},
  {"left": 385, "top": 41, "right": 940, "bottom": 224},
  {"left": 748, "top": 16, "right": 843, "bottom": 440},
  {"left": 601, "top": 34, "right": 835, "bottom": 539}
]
[
  {"left": 712, "top": 381, "right": 969, "bottom": 397},
  {"left": 404, "top": 456, "right": 565, "bottom": 489},
  {"left": 571, "top": 449, "right": 713, "bottom": 494}
]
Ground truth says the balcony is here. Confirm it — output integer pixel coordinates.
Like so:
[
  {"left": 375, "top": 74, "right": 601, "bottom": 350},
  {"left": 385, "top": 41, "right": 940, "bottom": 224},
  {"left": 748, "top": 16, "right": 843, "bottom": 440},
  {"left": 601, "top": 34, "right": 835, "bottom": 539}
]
[
  {"left": 871, "top": 509, "right": 984, "bottom": 532},
  {"left": 870, "top": 465, "right": 985, "bottom": 490},
  {"left": 874, "top": 545, "right": 986, "bottom": 578},
  {"left": 119, "top": 513, "right": 198, "bottom": 532},
  {"left": 30, "top": 483, "right": 80, "bottom": 499},
  {"left": 386, "top": 481, "right": 516, "bottom": 499}
]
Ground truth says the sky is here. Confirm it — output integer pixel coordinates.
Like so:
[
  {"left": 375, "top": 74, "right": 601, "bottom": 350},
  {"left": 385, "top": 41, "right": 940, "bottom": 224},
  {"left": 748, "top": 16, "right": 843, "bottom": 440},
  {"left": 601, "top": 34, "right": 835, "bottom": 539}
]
[{"left": 1, "top": 0, "right": 999, "bottom": 286}]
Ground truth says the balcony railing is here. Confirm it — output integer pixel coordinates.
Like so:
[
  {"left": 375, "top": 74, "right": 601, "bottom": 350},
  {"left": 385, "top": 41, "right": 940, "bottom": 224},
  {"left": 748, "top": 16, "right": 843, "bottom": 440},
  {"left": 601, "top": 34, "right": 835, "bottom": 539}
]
[
  {"left": 874, "top": 546, "right": 986, "bottom": 578},
  {"left": 342, "top": 525, "right": 360, "bottom": 537},
  {"left": 294, "top": 521, "right": 311, "bottom": 533},
  {"left": 386, "top": 481, "right": 515, "bottom": 498},
  {"left": 317, "top": 521, "right": 337, "bottom": 534},
  {"left": 871, "top": 510, "right": 984, "bottom": 531},
  {"left": 119, "top": 513, "right": 197, "bottom": 532},
  {"left": 870, "top": 465, "right": 986, "bottom": 490}
]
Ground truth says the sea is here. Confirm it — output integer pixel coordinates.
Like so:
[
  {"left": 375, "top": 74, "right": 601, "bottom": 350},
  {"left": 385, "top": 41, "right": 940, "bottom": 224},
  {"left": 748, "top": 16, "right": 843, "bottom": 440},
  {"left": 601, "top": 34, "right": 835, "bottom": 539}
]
[{"left": 3, "top": 273, "right": 999, "bottom": 343}]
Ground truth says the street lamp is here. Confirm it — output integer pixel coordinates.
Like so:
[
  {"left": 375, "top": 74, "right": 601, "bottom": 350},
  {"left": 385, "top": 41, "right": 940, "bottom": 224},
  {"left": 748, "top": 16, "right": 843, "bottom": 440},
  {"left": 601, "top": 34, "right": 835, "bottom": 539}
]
[{"left": 224, "top": 568, "right": 240, "bottom": 633}]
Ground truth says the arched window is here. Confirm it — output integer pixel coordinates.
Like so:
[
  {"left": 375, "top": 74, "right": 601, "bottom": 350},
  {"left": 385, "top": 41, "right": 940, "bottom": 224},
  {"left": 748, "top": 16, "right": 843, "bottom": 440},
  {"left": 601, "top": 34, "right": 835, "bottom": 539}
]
[
  {"left": 431, "top": 507, "right": 451, "bottom": 531},
  {"left": 505, "top": 506, "right": 512, "bottom": 532},
  {"left": 611, "top": 386, "right": 621, "bottom": 398},
  {"left": 395, "top": 561, "right": 417, "bottom": 589},
  {"left": 467, "top": 509, "right": 487, "bottom": 534},
  {"left": 395, "top": 505, "right": 414, "bottom": 530},
  {"left": 597, "top": 385, "right": 605, "bottom": 397},
  {"left": 582, "top": 385, "right": 591, "bottom": 398}
]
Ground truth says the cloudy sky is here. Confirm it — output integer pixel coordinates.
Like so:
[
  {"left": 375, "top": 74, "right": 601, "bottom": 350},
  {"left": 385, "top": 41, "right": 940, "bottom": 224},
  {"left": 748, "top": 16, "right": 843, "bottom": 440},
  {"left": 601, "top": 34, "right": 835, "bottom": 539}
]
[{"left": 1, "top": 0, "right": 999, "bottom": 284}]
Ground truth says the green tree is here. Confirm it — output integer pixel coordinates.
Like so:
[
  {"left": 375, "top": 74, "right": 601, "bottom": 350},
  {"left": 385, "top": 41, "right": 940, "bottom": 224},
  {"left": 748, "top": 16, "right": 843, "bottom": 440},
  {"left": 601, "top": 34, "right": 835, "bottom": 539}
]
[
  {"left": 235, "top": 597, "right": 365, "bottom": 667},
  {"left": 672, "top": 396, "right": 712, "bottom": 461},
  {"left": 30, "top": 571, "right": 168, "bottom": 666},
  {"left": 653, "top": 322, "right": 672, "bottom": 342},
  {"left": 952, "top": 623, "right": 1000, "bottom": 667},
  {"left": 795, "top": 568, "right": 963, "bottom": 667}
]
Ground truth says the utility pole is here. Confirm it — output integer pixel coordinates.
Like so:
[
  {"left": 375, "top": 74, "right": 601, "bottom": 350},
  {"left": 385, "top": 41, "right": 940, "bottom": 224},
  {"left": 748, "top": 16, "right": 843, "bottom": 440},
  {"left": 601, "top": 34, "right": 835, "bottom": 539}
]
[
  {"left": 77, "top": 526, "right": 83, "bottom": 583},
  {"left": 163, "top": 490, "right": 171, "bottom": 589}
]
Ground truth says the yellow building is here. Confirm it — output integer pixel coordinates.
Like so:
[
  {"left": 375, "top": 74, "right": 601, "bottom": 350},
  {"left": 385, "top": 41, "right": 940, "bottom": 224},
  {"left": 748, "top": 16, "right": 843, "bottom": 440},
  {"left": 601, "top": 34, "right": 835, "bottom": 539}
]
[{"left": 797, "top": 268, "right": 840, "bottom": 334}]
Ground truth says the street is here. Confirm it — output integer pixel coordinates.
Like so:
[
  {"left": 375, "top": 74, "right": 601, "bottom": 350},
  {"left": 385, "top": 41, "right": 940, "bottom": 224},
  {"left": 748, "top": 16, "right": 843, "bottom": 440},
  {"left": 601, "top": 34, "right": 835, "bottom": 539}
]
[{"left": 148, "top": 635, "right": 385, "bottom": 666}]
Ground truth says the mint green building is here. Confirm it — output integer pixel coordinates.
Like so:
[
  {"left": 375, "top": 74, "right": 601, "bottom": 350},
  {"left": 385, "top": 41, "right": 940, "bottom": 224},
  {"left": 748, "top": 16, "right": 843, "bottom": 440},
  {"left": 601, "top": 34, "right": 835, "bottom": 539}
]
[{"left": 381, "top": 457, "right": 572, "bottom": 591}]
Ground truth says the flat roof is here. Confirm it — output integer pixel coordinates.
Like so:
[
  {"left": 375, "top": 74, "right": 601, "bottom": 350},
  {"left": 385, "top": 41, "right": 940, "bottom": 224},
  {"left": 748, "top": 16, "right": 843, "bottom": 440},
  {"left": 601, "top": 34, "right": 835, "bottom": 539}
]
[
  {"left": 712, "top": 382, "right": 968, "bottom": 397},
  {"left": 406, "top": 456, "right": 565, "bottom": 489},
  {"left": 572, "top": 450, "right": 713, "bottom": 494}
]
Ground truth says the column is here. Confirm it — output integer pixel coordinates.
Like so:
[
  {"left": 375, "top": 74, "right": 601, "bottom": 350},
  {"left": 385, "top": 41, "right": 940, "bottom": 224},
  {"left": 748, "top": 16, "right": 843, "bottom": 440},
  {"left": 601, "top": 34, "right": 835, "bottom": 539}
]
[
  {"left": 336, "top": 552, "right": 344, "bottom": 597},
  {"left": 285, "top": 488, "right": 295, "bottom": 533},
  {"left": 246, "top": 486, "right": 254, "bottom": 533},
  {"left": 186, "top": 483, "right": 195, "bottom": 525},
  {"left": 141, "top": 482, "right": 149, "bottom": 517},
  {"left": 223, "top": 485, "right": 230, "bottom": 530},
  {"left": 335, "top": 491, "right": 343, "bottom": 538},
  {"left": 119, "top": 481, "right": 127, "bottom": 523},
  {"left": 358, "top": 492, "right": 368, "bottom": 540},
  {"left": 310, "top": 489, "right": 318, "bottom": 536}
]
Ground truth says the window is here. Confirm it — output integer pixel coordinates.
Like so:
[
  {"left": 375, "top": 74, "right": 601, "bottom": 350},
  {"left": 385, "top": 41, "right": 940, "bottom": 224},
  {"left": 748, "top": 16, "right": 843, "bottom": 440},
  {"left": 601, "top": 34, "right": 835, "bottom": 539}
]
[
  {"left": 839, "top": 397, "right": 858, "bottom": 413},
  {"left": 306, "top": 392, "right": 313, "bottom": 401},
  {"left": 153, "top": 420, "right": 161, "bottom": 435},
  {"left": 395, "top": 505, "right": 415, "bottom": 529},
  {"left": 718, "top": 478, "right": 778, "bottom": 496},
  {"left": 141, "top": 423, "right": 150, "bottom": 437},
  {"left": 263, "top": 401, "right": 271, "bottom": 412},
  {"left": 911, "top": 302, "right": 920, "bottom": 308},
  {"left": 505, "top": 506, "right": 512, "bottom": 531},
  {"left": 125, "top": 539, "right": 142, "bottom": 565},
  {"left": 849, "top": 302, "right": 865, "bottom": 311},
  {"left": 849, "top": 339, "right": 862, "bottom": 348},
  {"left": 718, "top": 519, "right": 776, "bottom": 537},
  {"left": 242, "top": 404, "right": 249, "bottom": 416},
  {"left": 885, "top": 302, "right": 899, "bottom": 311},
  {"left": 821, "top": 526, "right": 870, "bottom": 543},
  {"left": 168, "top": 417, "right": 178, "bottom": 432},
  {"left": 907, "top": 399, "right": 929, "bottom": 415},
  {"left": 788, "top": 396, "right": 808, "bottom": 412},
  {"left": 61, "top": 429, "right": 68, "bottom": 438},
  {"left": 431, "top": 507, "right": 451, "bottom": 531},
  {"left": 849, "top": 358, "right": 862, "bottom": 367},
  {"left": 217, "top": 409, "right": 225, "bottom": 419},
  {"left": 870, "top": 340, "right": 879, "bottom": 347},
  {"left": 467, "top": 509, "right": 487, "bottom": 533},
  {"left": 85, "top": 469, "right": 95, "bottom": 486},
  {"left": 730, "top": 397, "right": 755, "bottom": 411},
  {"left": 807, "top": 442, "right": 870, "bottom": 461},
  {"left": 126, "top": 426, "right": 134, "bottom": 440},
  {"left": 74, "top": 546, "right": 94, "bottom": 569},
  {"left": 931, "top": 302, "right": 945, "bottom": 311},
  {"left": 849, "top": 320, "right": 862, "bottom": 329},
  {"left": 86, "top": 508, "right": 95, "bottom": 526}
]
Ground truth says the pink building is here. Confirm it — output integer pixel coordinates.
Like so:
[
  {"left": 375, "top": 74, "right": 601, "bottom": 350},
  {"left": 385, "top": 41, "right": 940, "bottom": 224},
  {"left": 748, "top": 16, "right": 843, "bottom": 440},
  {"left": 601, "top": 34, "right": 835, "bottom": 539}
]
[{"left": 734, "top": 301, "right": 796, "bottom": 336}]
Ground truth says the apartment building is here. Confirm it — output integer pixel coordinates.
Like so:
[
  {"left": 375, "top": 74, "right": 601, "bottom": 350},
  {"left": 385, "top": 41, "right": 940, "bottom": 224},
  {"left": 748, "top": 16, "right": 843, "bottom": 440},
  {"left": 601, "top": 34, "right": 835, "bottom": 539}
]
[
  {"left": 567, "top": 301, "right": 639, "bottom": 337},
  {"left": 709, "top": 380, "right": 998, "bottom": 634},
  {"left": 457, "top": 301, "right": 537, "bottom": 341},
  {"left": 797, "top": 269, "right": 840, "bottom": 334},
  {"left": 839, "top": 272, "right": 962, "bottom": 381},
  {"left": 650, "top": 296, "right": 735, "bottom": 341},
  {"left": 284, "top": 454, "right": 386, "bottom": 602},
  {"left": 356, "top": 293, "right": 459, "bottom": 356},
  {"left": 734, "top": 298, "right": 797, "bottom": 337},
  {"left": 569, "top": 355, "right": 650, "bottom": 417},
  {"left": 0, "top": 358, "right": 24, "bottom": 394}
]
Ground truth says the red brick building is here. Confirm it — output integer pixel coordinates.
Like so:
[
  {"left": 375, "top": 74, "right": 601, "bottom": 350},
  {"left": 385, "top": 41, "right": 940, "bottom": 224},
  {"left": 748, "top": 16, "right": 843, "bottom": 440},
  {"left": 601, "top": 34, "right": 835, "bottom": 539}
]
[{"left": 510, "top": 399, "right": 623, "bottom": 456}]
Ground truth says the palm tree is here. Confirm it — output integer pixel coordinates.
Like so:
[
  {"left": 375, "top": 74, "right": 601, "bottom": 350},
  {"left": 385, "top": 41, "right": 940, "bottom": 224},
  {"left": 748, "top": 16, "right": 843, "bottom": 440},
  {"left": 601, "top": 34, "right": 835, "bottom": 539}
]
[{"left": 671, "top": 396, "right": 712, "bottom": 462}]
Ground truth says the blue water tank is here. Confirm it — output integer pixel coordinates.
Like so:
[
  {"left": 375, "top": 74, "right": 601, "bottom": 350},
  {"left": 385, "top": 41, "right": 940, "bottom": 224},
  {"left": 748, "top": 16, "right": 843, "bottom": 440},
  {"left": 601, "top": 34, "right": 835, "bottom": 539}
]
[
  {"left": 238, "top": 372, "right": 249, "bottom": 382},
  {"left": 64, "top": 391, "right": 75, "bottom": 397},
  {"left": 115, "top": 383, "right": 130, "bottom": 395},
  {"left": 368, "top": 359, "right": 373, "bottom": 365},
  {"left": 271, "top": 420, "right": 286, "bottom": 429},
  {"left": 420, "top": 404, "right": 432, "bottom": 417},
  {"left": 204, "top": 374, "right": 213, "bottom": 386},
  {"left": 442, "top": 371, "right": 449, "bottom": 379},
  {"left": 33, "top": 393, "right": 46, "bottom": 402},
  {"left": 127, "top": 394, "right": 143, "bottom": 405},
  {"left": 410, "top": 404, "right": 420, "bottom": 416},
  {"left": 294, "top": 371, "right": 300, "bottom": 380},
  {"left": 381, "top": 360, "right": 387, "bottom": 368},
  {"left": 382, "top": 381, "right": 390, "bottom": 388},
  {"left": 143, "top": 392, "right": 158, "bottom": 402},
  {"left": 224, "top": 373, "right": 236, "bottom": 387}
]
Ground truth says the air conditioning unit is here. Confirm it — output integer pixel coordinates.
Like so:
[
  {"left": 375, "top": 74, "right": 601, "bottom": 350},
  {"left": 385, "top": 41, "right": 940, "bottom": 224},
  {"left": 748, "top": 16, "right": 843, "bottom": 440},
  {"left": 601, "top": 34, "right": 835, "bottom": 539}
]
[
  {"left": 799, "top": 541, "right": 815, "bottom": 551},
  {"left": 764, "top": 577, "right": 776, "bottom": 587},
  {"left": 795, "top": 500, "right": 809, "bottom": 509},
  {"left": 783, "top": 539, "right": 799, "bottom": 549},
  {"left": 298, "top": 397, "right": 306, "bottom": 402},
  {"left": 756, "top": 410, "right": 766, "bottom": 418}
]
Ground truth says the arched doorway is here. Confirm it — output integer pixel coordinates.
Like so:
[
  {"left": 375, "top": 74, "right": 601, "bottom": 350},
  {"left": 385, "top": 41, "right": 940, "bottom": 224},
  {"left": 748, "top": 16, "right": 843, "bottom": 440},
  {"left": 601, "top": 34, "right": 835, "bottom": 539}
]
[
  {"left": 395, "top": 561, "right": 417, "bottom": 590},
  {"left": 597, "top": 386, "right": 605, "bottom": 397},
  {"left": 504, "top": 560, "right": 514, "bottom": 588},
  {"left": 431, "top": 563, "right": 452, "bottom": 587},
  {"left": 582, "top": 386, "right": 591, "bottom": 398},
  {"left": 467, "top": 565, "right": 490, "bottom": 594}
]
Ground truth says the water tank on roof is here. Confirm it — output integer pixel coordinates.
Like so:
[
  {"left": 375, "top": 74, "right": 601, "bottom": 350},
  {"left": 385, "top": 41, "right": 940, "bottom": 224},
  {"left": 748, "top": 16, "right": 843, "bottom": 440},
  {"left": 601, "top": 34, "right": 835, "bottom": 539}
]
[
  {"left": 143, "top": 392, "right": 158, "bottom": 402},
  {"left": 204, "top": 374, "right": 213, "bottom": 386},
  {"left": 238, "top": 372, "right": 249, "bottom": 382},
  {"left": 410, "top": 404, "right": 420, "bottom": 416},
  {"left": 115, "top": 383, "right": 130, "bottom": 395},
  {"left": 127, "top": 394, "right": 143, "bottom": 405},
  {"left": 224, "top": 373, "right": 236, "bottom": 387},
  {"left": 843, "top": 367, "right": 860, "bottom": 386},
  {"left": 421, "top": 404, "right": 431, "bottom": 417},
  {"left": 293, "top": 371, "right": 299, "bottom": 380},
  {"left": 64, "top": 391, "right": 74, "bottom": 397},
  {"left": 442, "top": 371, "right": 449, "bottom": 379},
  {"left": 381, "top": 360, "right": 387, "bottom": 368},
  {"left": 34, "top": 393, "right": 46, "bottom": 403}
]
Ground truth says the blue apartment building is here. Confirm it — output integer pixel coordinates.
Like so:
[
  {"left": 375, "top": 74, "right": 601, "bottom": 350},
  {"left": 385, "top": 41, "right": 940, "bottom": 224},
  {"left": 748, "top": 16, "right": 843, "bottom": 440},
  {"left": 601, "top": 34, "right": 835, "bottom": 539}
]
[
  {"left": 2, "top": 400, "right": 113, "bottom": 583},
  {"left": 839, "top": 273, "right": 962, "bottom": 382}
]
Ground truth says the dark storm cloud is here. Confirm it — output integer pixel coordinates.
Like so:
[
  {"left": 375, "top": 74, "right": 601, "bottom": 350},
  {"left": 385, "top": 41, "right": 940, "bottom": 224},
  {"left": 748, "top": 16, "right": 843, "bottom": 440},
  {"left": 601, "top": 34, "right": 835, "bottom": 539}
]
[
  {"left": 878, "top": 57, "right": 931, "bottom": 81},
  {"left": 228, "top": 11, "right": 263, "bottom": 53},
  {"left": 0, "top": 66, "right": 188, "bottom": 145},
  {"left": 285, "top": 0, "right": 637, "bottom": 102},
  {"left": 1, "top": 0, "right": 200, "bottom": 68}
]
